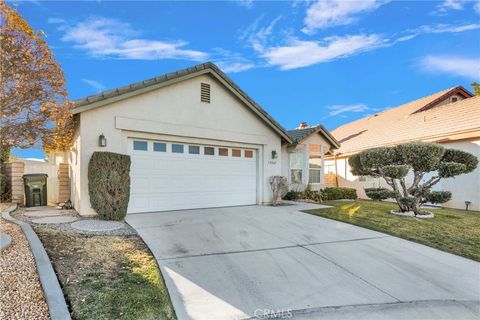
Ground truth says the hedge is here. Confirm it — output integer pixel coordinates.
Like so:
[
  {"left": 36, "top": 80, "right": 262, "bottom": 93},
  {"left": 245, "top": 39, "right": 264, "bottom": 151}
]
[
  {"left": 282, "top": 187, "right": 357, "bottom": 202},
  {"left": 88, "top": 151, "right": 131, "bottom": 220}
]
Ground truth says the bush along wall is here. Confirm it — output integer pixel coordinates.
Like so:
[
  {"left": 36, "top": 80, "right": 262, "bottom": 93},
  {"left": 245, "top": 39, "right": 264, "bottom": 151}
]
[
  {"left": 282, "top": 186, "right": 357, "bottom": 202},
  {"left": 88, "top": 151, "right": 131, "bottom": 220}
]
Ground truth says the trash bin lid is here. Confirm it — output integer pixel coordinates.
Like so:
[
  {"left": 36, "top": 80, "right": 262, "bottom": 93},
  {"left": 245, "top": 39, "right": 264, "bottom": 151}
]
[{"left": 23, "top": 173, "right": 48, "bottom": 179}]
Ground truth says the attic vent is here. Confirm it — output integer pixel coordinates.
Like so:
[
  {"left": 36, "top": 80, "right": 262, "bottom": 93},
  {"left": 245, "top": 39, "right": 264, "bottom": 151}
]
[{"left": 201, "top": 83, "right": 210, "bottom": 103}]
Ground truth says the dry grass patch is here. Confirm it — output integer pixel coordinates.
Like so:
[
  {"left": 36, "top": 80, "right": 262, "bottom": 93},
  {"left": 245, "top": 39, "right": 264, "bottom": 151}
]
[
  {"left": 35, "top": 228, "right": 175, "bottom": 320},
  {"left": 304, "top": 200, "right": 480, "bottom": 261}
]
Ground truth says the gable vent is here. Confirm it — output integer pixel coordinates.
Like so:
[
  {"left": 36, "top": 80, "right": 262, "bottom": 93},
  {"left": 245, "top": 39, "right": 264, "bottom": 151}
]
[{"left": 201, "top": 83, "right": 210, "bottom": 103}]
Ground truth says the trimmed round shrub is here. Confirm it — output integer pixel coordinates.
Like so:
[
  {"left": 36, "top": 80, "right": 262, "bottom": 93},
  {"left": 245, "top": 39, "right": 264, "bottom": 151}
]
[
  {"left": 425, "top": 191, "right": 452, "bottom": 204},
  {"left": 397, "top": 142, "right": 444, "bottom": 172},
  {"left": 398, "top": 196, "right": 415, "bottom": 211},
  {"left": 365, "top": 188, "right": 397, "bottom": 201},
  {"left": 438, "top": 162, "right": 467, "bottom": 178},
  {"left": 442, "top": 149, "right": 478, "bottom": 173},
  {"left": 88, "top": 151, "right": 131, "bottom": 220},
  {"left": 380, "top": 165, "right": 409, "bottom": 179}
]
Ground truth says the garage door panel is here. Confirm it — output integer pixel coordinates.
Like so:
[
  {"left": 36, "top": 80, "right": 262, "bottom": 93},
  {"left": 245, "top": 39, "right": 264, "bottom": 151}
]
[{"left": 128, "top": 140, "right": 257, "bottom": 213}]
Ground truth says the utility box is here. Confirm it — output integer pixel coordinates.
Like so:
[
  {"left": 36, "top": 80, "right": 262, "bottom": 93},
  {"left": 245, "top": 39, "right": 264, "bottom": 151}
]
[{"left": 23, "top": 174, "right": 48, "bottom": 207}]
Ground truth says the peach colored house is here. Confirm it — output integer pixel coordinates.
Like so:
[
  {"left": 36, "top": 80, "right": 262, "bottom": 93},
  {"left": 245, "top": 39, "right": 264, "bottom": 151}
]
[{"left": 324, "top": 86, "right": 480, "bottom": 211}]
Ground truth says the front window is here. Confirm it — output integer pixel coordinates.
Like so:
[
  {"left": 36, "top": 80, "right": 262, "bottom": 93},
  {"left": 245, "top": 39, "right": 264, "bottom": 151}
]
[
  {"left": 289, "top": 153, "right": 304, "bottom": 184},
  {"left": 309, "top": 159, "right": 322, "bottom": 184}
]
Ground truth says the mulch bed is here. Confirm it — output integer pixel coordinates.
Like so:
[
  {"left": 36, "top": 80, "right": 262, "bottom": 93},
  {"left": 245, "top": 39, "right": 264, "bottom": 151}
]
[{"left": 0, "top": 215, "right": 50, "bottom": 320}]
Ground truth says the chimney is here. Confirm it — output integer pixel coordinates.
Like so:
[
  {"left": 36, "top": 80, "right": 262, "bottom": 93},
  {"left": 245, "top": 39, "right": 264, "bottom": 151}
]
[{"left": 298, "top": 122, "right": 308, "bottom": 129}]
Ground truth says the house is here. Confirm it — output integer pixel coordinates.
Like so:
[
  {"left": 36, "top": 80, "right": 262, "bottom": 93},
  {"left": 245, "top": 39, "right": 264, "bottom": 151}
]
[
  {"left": 66, "top": 62, "right": 338, "bottom": 215},
  {"left": 324, "top": 86, "right": 480, "bottom": 211}
]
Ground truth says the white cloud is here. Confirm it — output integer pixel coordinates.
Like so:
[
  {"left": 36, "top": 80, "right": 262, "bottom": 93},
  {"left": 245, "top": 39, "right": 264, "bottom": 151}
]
[
  {"left": 325, "top": 104, "right": 377, "bottom": 117},
  {"left": 475, "top": 0, "right": 480, "bottom": 13},
  {"left": 57, "top": 16, "right": 208, "bottom": 61},
  {"left": 302, "top": 0, "right": 388, "bottom": 33},
  {"left": 212, "top": 49, "right": 255, "bottom": 73},
  {"left": 81, "top": 78, "right": 107, "bottom": 92},
  {"left": 433, "top": 0, "right": 465, "bottom": 14},
  {"left": 394, "top": 23, "right": 480, "bottom": 44},
  {"left": 420, "top": 55, "right": 480, "bottom": 80},
  {"left": 240, "top": 16, "right": 283, "bottom": 53},
  {"left": 262, "top": 34, "right": 385, "bottom": 70},
  {"left": 237, "top": 0, "right": 254, "bottom": 9}
]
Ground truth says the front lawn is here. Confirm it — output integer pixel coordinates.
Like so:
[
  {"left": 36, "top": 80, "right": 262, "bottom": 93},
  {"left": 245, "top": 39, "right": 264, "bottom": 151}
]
[
  {"left": 303, "top": 200, "right": 480, "bottom": 261},
  {"left": 36, "top": 228, "right": 176, "bottom": 320}
]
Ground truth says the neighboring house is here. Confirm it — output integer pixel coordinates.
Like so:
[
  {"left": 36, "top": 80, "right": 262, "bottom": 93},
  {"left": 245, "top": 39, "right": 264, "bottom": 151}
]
[
  {"left": 64, "top": 62, "right": 338, "bottom": 215},
  {"left": 324, "top": 86, "right": 480, "bottom": 211}
]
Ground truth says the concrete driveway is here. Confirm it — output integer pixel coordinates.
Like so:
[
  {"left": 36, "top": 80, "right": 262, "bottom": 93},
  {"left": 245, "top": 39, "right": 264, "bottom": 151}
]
[{"left": 126, "top": 203, "right": 480, "bottom": 320}]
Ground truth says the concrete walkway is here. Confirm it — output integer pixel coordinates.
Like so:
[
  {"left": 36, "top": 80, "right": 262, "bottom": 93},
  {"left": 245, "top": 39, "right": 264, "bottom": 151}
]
[{"left": 126, "top": 203, "right": 480, "bottom": 320}]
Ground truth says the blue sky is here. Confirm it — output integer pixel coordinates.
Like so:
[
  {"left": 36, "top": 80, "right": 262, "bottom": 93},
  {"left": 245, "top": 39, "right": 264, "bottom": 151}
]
[{"left": 12, "top": 0, "right": 480, "bottom": 159}]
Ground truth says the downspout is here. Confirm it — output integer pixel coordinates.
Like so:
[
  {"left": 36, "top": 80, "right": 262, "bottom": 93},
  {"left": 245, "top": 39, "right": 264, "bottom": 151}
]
[{"left": 334, "top": 153, "right": 339, "bottom": 187}]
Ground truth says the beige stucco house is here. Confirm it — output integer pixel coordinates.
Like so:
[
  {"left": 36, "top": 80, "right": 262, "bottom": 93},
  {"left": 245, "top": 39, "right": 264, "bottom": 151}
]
[
  {"left": 324, "top": 86, "right": 480, "bottom": 211},
  {"left": 66, "top": 62, "right": 338, "bottom": 216}
]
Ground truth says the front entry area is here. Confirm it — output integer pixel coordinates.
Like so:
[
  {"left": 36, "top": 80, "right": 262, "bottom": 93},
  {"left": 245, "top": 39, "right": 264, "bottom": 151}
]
[{"left": 128, "top": 138, "right": 257, "bottom": 213}]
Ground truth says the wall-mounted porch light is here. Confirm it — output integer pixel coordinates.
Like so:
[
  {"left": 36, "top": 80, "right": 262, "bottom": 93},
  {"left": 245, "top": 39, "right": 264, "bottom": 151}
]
[
  {"left": 271, "top": 150, "right": 278, "bottom": 159},
  {"left": 465, "top": 201, "right": 471, "bottom": 211},
  {"left": 98, "top": 133, "right": 107, "bottom": 147}
]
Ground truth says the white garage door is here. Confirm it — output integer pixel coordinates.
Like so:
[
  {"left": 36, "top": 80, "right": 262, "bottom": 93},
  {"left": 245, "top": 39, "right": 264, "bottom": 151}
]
[{"left": 128, "top": 139, "right": 257, "bottom": 213}]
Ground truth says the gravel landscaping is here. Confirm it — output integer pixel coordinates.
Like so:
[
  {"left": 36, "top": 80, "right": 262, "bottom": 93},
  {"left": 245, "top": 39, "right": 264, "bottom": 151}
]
[{"left": 0, "top": 215, "right": 50, "bottom": 320}]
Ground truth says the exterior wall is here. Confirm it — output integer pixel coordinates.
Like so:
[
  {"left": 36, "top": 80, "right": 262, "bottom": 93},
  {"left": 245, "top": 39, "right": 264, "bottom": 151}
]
[
  {"left": 4, "top": 161, "right": 25, "bottom": 204},
  {"left": 440, "top": 139, "right": 480, "bottom": 211},
  {"left": 326, "top": 138, "right": 480, "bottom": 211},
  {"left": 69, "top": 127, "right": 82, "bottom": 212},
  {"left": 74, "top": 74, "right": 283, "bottom": 215},
  {"left": 281, "top": 133, "right": 333, "bottom": 191}
]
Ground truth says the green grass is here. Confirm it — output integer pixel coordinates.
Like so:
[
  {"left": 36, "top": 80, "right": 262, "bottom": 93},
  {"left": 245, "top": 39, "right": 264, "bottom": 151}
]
[
  {"left": 36, "top": 228, "right": 176, "bottom": 320},
  {"left": 303, "top": 200, "right": 480, "bottom": 261}
]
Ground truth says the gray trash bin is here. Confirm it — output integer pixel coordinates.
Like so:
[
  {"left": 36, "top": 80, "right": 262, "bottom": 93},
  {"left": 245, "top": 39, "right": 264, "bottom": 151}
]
[{"left": 23, "top": 174, "right": 48, "bottom": 207}]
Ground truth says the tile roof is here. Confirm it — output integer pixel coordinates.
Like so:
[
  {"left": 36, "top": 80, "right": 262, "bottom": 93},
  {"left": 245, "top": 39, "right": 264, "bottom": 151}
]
[
  {"left": 72, "top": 62, "right": 293, "bottom": 143},
  {"left": 332, "top": 87, "right": 480, "bottom": 155},
  {"left": 288, "top": 125, "right": 340, "bottom": 148}
]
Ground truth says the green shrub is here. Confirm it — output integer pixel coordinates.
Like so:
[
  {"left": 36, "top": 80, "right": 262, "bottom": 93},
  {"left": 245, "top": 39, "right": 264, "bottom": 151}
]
[
  {"left": 425, "top": 191, "right": 452, "bottom": 204},
  {"left": 398, "top": 197, "right": 415, "bottom": 211},
  {"left": 321, "top": 187, "right": 357, "bottom": 200},
  {"left": 0, "top": 173, "right": 9, "bottom": 202},
  {"left": 365, "top": 188, "right": 397, "bottom": 201},
  {"left": 438, "top": 162, "right": 467, "bottom": 178},
  {"left": 380, "top": 165, "right": 409, "bottom": 179},
  {"left": 283, "top": 191, "right": 300, "bottom": 200},
  {"left": 442, "top": 149, "right": 478, "bottom": 173},
  {"left": 88, "top": 152, "right": 131, "bottom": 221}
]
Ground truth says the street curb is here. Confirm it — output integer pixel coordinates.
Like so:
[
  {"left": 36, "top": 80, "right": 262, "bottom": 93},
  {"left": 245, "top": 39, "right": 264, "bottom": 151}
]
[{"left": 2, "top": 204, "right": 71, "bottom": 320}]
